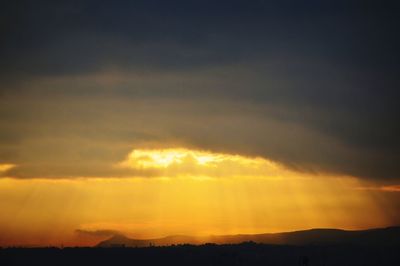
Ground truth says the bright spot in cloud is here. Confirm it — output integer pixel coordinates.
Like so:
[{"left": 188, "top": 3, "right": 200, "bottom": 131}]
[
  {"left": 0, "top": 164, "right": 15, "bottom": 173},
  {"left": 117, "top": 148, "right": 287, "bottom": 178}
]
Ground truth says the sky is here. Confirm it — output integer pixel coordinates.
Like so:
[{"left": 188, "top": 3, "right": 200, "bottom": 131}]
[{"left": 0, "top": 0, "right": 400, "bottom": 246}]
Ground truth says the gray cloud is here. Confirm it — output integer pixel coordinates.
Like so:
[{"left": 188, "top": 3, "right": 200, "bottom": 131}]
[{"left": 0, "top": 0, "right": 399, "bottom": 181}]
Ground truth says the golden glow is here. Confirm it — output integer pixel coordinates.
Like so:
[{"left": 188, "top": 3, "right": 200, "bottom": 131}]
[
  {"left": 118, "top": 148, "right": 286, "bottom": 178},
  {"left": 0, "top": 164, "right": 16, "bottom": 172},
  {"left": 120, "top": 148, "right": 265, "bottom": 168},
  {"left": 0, "top": 148, "right": 398, "bottom": 247}
]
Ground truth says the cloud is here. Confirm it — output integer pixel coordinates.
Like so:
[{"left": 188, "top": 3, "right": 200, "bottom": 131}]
[
  {"left": 356, "top": 185, "right": 400, "bottom": 193},
  {"left": 1, "top": 91, "right": 397, "bottom": 180},
  {"left": 0, "top": 1, "right": 399, "bottom": 181},
  {"left": 0, "top": 164, "right": 15, "bottom": 172},
  {"left": 0, "top": 164, "right": 16, "bottom": 177},
  {"left": 117, "top": 148, "right": 296, "bottom": 179}
]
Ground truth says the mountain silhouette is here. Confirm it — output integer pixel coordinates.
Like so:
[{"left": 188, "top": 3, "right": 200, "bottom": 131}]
[{"left": 97, "top": 226, "right": 400, "bottom": 247}]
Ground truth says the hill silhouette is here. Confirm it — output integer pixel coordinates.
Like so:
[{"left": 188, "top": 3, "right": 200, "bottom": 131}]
[
  {"left": 97, "top": 226, "right": 400, "bottom": 247},
  {"left": 2, "top": 227, "right": 399, "bottom": 266}
]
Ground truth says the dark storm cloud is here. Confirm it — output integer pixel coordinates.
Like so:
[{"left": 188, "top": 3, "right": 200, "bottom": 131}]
[
  {"left": 2, "top": 0, "right": 398, "bottom": 76},
  {"left": 0, "top": 0, "right": 399, "bottom": 180}
]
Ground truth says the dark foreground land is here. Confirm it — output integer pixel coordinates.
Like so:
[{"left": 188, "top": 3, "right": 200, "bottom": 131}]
[{"left": 1, "top": 243, "right": 399, "bottom": 266}]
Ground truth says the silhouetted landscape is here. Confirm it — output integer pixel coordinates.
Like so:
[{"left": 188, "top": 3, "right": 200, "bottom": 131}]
[
  {"left": 97, "top": 226, "right": 400, "bottom": 247},
  {"left": 2, "top": 227, "right": 400, "bottom": 265}
]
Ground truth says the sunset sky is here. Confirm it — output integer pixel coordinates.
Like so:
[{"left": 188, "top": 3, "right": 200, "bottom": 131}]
[{"left": 1, "top": 1, "right": 400, "bottom": 247}]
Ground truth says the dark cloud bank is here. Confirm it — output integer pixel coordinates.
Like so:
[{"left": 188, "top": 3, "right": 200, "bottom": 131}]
[{"left": 0, "top": 0, "right": 399, "bottom": 182}]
